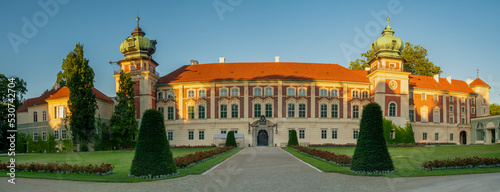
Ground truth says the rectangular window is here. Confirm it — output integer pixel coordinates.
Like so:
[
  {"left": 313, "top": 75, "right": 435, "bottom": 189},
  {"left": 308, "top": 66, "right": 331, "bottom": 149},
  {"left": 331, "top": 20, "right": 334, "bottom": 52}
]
[
  {"left": 199, "top": 131, "right": 205, "bottom": 140},
  {"left": 198, "top": 90, "right": 206, "bottom": 97},
  {"left": 434, "top": 94, "right": 438, "bottom": 101},
  {"left": 299, "top": 130, "right": 305, "bottom": 139},
  {"left": 352, "top": 105, "right": 359, "bottom": 119},
  {"left": 471, "top": 107, "right": 475, "bottom": 114},
  {"left": 254, "top": 104, "right": 261, "bottom": 118},
  {"left": 167, "top": 131, "right": 173, "bottom": 141},
  {"left": 42, "top": 132, "right": 47, "bottom": 141},
  {"left": 231, "top": 88, "right": 239, "bottom": 96},
  {"left": 321, "top": 130, "right": 327, "bottom": 139},
  {"left": 433, "top": 110, "right": 439, "bottom": 123},
  {"left": 61, "top": 130, "right": 67, "bottom": 140},
  {"left": 409, "top": 110, "right": 415, "bottom": 122},
  {"left": 320, "top": 104, "right": 327, "bottom": 118},
  {"left": 221, "top": 130, "right": 227, "bottom": 134},
  {"left": 188, "top": 106, "right": 195, "bottom": 119},
  {"left": 461, "top": 115, "right": 466, "bottom": 124},
  {"left": 409, "top": 92, "right": 413, "bottom": 99},
  {"left": 450, "top": 96, "right": 454, "bottom": 103},
  {"left": 54, "top": 130, "right": 59, "bottom": 140},
  {"left": 231, "top": 104, "right": 239, "bottom": 118},
  {"left": 435, "top": 133, "right": 439, "bottom": 141},
  {"left": 450, "top": 105, "right": 454, "bottom": 112},
  {"left": 33, "top": 132, "right": 38, "bottom": 141},
  {"left": 331, "top": 104, "right": 338, "bottom": 118},
  {"left": 55, "top": 106, "right": 64, "bottom": 118},
  {"left": 265, "top": 104, "right": 273, "bottom": 118},
  {"left": 353, "top": 130, "right": 359, "bottom": 139},
  {"left": 471, "top": 98, "right": 475, "bottom": 104},
  {"left": 288, "top": 103, "right": 295, "bottom": 118},
  {"left": 220, "top": 105, "right": 227, "bottom": 118},
  {"left": 421, "top": 93, "right": 426, "bottom": 100},
  {"left": 461, "top": 106, "right": 465, "bottom": 113},
  {"left": 423, "top": 132, "right": 427, "bottom": 140},
  {"left": 158, "top": 107, "right": 164, "bottom": 115},
  {"left": 254, "top": 88, "right": 262, "bottom": 96},
  {"left": 188, "top": 131, "right": 194, "bottom": 140},
  {"left": 167, "top": 106, "right": 174, "bottom": 120},
  {"left": 390, "top": 130, "right": 395, "bottom": 139},
  {"left": 298, "top": 104, "right": 306, "bottom": 118},
  {"left": 421, "top": 109, "right": 428, "bottom": 122},
  {"left": 198, "top": 105, "right": 206, "bottom": 119},
  {"left": 450, "top": 133, "right": 454, "bottom": 141},
  {"left": 220, "top": 89, "right": 228, "bottom": 97},
  {"left": 332, "top": 130, "right": 338, "bottom": 139},
  {"left": 450, "top": 114, "right": 454, "bottom": 124},
  {"left": 42, "top": 111, "right": 47, "bottom": 122}
]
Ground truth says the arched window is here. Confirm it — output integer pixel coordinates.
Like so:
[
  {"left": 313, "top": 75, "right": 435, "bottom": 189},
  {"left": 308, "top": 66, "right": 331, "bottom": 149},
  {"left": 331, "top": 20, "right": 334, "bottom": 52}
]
[
  {"left": 188, "top": 90, "right": 195, "bottom": 98},
  {"left": 352, "top": 90, "right": 359, "bottom": 98},
  {"left": 352, "top": 105, "right": 359, "bottom": 119},
  {"left": 477, "top": 122, "right": 483, "bottom": 128},
  {"left": 362, "top": 91, "right": 369, "bottom": 99},
  {"left": 33, "top": 111, "right": 38, "bottom": 122},
  {"left": 157, "top": 91, "right": 165, "bottom": 99},
  {"left": 389, "top": 103, "right": 396, "bottom": 117},
  {"left": 331, "top": 89, "right": 338, "bottom": 97},
  {"left": 319, "top": 89, "right": 328, "bottom": 97},
  {"left": 298, "top": 88, "right": 307, "bottom": 96},
  {"left": 42, "top": 111, "right": 47, "bottom": 122},
  {"left": 220, "top": 88, "right": 228, "bottom": 97},
  {"left": 254, "top": 87, "right": 262, "bottom": 96},
  {"left": 287, "top": 88, "right": 296, "bottom": 96},
  {"left": 198, "top": 89, "right": 206, "bottom": 97},
  {"left": 231, "top": 88, "right": 239, "bottom": 96},
  {"left": 265, "top": 87, "right": 273, "bottom": 96},
  {"left": 167, "top": 90, "right": 175, "bottom": 99}
]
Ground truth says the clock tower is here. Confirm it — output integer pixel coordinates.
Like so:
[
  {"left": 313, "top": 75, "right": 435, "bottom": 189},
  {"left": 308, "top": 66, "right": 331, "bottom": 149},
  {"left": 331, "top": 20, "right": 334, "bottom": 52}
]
[
  {"left": 114, "top": 17, "right": 160, "bottom": 120},
  {"left": 366, "top": 17, "right": 410, "bottom": 126}
]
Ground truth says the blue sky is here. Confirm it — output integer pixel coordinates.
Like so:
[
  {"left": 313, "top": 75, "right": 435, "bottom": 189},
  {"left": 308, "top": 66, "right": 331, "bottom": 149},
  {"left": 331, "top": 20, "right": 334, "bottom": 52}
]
[{"left": 2, "top": 0, "right": 500, "bottom": 103}]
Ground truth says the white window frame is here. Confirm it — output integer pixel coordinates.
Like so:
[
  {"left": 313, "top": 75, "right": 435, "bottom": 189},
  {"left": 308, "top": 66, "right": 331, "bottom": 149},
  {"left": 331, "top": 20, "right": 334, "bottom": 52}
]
[
  {"left": 187, "top": 89, "right": 195, "bottom": 98},
  {"left": 298, "top": 88, "right": 307, "bottom": 96},
  {"left": 471, "top": 107, "right": 476, "bottom": 114},
  {"left": 352, "top": 90, "right": 359, "bottom": 98},
  {"left": 423, "top": 132, "right": 427, "bottom": 140},
  {"left": 352, "top": 105, "right": 359, "bottom": 119},
  {"left": 231, "top": 104, "right": 239, "bottom": 118},
  {"left": 320, "top": 104, "right": 328, "bottom": 118},
  {"left": 54, "top": 130, "right": 59, "bottom": 140},
  {"left": 220, "top": 104, "right": 228, "bottom": 118},
  {"left": 421, "top": 93, "right": 427, "bottom": 101},
  {"left": 331, "top": 104, "right": 339, "bottom": 118},
  {"left": 265, "top": 103, "right": 273, "bottom": 118},
  {"left": 435, "top": 133, "right": 439, "bottom": 141},
  {"left": 166, "top": 90, "right": 175, "bottom": 99},
  {"left": 220, "top": 88, "right": 228, "bottom": 97},
  {"left": 61, "top": 130, "right": 67, "bottom": 140},
  {"left": 33, "top": 111, "right": 38, "bottom": 122},
  {"left": 389, "top": 102, "right": 397, "bottom": 117},
  {"left": 265, "top": 87, "right": 273, "bottom": 96},
  {"left": 287, "top": 103, "right": 295, "bottom": 118},
  {"left": 298, "top": 103, "right": 306, "bottom": 118},
  {"left": 230, "top": 88, "right": 239, "bottom": 96},
  {"left": 254, "top": 87, "right": 262, "bottom": 96},
  {"left": 198, "top": 89, "right": 206, "bottom": 97},
  {"left": 319, "top": 88, "right": 328, "bottom": 97},
  {"left": 167, "top": 106, "right": 175, "bottom": 120},
  {"left": 361, "top": 91, "right": 369, "bottom": 99},
  {"left": 158, "top": 107, "right": 165, "bottom": 115},
  {"left": 198, "top": 105, "right": 206, "bottom": 119},
  {"left": 461, "top": 114, "right": 466, "bottom": 124},
  {"left": 42, "top": 111, "right": 47, "bottom": 122},
  {"left": 450, "top": 114, "right": 454, "bottom": 124},
  {"left": 321, "top": 130, "right": 327, "bottom": 139},
  {"left": 331, "top": 89, "right": 339, "bottom": 97},
  {"left": 287, "top": 87, "right": 296, "bottom": 96}
]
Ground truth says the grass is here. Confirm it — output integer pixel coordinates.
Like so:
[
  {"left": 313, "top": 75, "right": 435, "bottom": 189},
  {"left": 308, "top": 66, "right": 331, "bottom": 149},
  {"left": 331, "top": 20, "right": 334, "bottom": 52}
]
[
  {"left": 284, "top": 145, "right": 500, "bottom": 177},
  {"left": 0, "top": 147, "right": 242, "bottom": 182}
]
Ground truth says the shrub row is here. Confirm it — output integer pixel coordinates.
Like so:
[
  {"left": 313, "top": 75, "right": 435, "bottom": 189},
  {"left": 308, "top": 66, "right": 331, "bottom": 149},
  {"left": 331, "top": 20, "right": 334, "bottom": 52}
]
[
  {"left": 309, "top": 143, "right": 424, "bottom": 148},
  {"left": 0, "top": 161, "right": 115, "bottom": 175},
  {"left": 416, "top": 142, "right": 457, "bottom": 146},
  {"left": 174, "top": 146, "right": 235, "bottom": 168},
  {"left": 420, "top": 156, "right": 500, "bottom": 171},
  {"left": 291, "top": 145, "right": 352, "bottom": 166},
  {"left": 170, "top": 145, "right": 217, "bottom": 149}
]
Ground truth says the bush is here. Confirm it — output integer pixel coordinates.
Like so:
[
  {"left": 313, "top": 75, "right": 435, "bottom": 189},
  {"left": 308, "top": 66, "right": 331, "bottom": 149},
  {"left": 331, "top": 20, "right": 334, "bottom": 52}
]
[
  {"left": 174, "top": 146, "right": 235, "bottom": 168},
  {"left": 225, "top": 131, "right": 237, "bottom": 147},
  {"left": 383, "top": 119, "right": 415, "bottom": 144},
  {"left": 129, "top": 109, "right": 177, "bottom": 178},
  {"left": 421, "top": 156, "right": 500, "bottom": 171},
  {"left": 287, "top": 130, "right": 299, "bottom": 146},
  {"left": 350, "top": 103, "right": 395, "bottom": 174},
  {"left": 291, "top": 145, "right": 351, "bottom": 166}
]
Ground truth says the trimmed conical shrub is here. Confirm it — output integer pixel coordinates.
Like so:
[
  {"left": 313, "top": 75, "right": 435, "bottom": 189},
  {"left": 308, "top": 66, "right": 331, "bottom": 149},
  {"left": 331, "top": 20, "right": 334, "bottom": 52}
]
[
  {"left": 350, "top": 103, "right": 395, "bottom": 174},
  {"left": 225, "top": 131, "right": 237, "bottom": 147},
  {"left": 287, "top": 130, "right": 299, "bottom": 146},
  {"left": 130, "top": 109, "right": 177, "bottom": 178}
]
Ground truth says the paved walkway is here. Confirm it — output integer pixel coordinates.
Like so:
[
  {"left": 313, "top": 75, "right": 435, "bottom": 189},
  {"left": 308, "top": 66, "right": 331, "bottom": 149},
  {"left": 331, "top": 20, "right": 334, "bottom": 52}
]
[{"left": 3, "top": 147, "right": 500, "bottom": 192}]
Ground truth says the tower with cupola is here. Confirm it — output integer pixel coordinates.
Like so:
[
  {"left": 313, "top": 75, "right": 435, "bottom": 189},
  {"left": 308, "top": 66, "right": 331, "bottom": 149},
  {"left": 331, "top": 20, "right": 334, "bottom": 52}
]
[
  {"left": 366, "top": 17, "right": 410, "bottom": 126},
  {"left": 114, "top": 17, "right": 160, "bottom": 120}
]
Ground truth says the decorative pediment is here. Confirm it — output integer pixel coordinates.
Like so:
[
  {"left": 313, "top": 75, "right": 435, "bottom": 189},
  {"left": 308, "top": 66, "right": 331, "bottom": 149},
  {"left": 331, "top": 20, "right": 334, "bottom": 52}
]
[
  {"left": 166, "top": 100, "right": 176, "bottom": 106},
  {"left": 263, "top": 97, "right": 274, "bottom": 104},
  {"left": 318, "top": 98, "right": 329, "bottom": 104},
  {"left": 285, "top": 97, "right": 297, "bottom": 103},
  {"left": 229, "top": 98, "right": 240, "bottom": 104},
  {"left": 360, "top": 100, "right": 371, "bottom": 107},
  {"left": 252, "top": 98, "right": 264, "bottom": 103},
  {"left": 197, "top": 99, "right": 207, "bottom": 105},
  {"left": 186, "top": 100, "right": 196, "bottom": 106},
  {"left": 218, "top": 98, "right": 229, "bottom": 104},
  {"left": 250, "top": 118, "right": 276, "bottom": 127},
  {"left": 297, "top": 98, "right": 308, "bottom": 103},
  {"left": 330, "top": 98, "right": 340, "bottom": 104},
  {"left": 350, "top": 98, "right": 360, "bottom": 105}
]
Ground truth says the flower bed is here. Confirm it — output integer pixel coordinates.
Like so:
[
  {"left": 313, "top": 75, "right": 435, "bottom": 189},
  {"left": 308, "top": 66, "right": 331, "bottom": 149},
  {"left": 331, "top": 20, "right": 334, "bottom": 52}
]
[
  {"left": 420, "top": 156, "right": 500, "bottom": 171},
  {"left": 290, "top": 145, "right": 352, "bottom": 166},
  {"left": 170, "top": 144, "right": 217, "bottom": 149},
  {"left": 174, "top": 146, "right": 235, "bottom": 168},
  {"left": 0, "top": 161, "right": 115, "bottom": 175},
  {"left": 309, "top": 143, "right": 424, "bottom": 148}
]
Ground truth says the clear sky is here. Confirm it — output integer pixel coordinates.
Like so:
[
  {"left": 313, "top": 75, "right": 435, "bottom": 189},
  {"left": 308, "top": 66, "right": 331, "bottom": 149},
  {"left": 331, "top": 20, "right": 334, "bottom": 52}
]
[{"left": 2, "top": 0, "right": 500, "bottom": 103}]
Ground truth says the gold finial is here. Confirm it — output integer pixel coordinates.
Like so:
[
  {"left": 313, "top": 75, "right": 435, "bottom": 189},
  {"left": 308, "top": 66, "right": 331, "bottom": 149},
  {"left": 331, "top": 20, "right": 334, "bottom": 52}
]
[
  {"left": 387, "top": 17, "right": 390, "bottom": 25},
  {"left": 136, "top": 17, "right": 140, "bottom": 28}
]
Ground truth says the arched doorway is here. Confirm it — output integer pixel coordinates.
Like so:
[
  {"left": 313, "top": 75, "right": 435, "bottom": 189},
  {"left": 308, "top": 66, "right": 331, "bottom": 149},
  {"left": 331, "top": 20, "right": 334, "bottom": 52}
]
[
  {"left": 460, "top": 131, "right": 467, "bottom": 145},
  {"left": 257, "top": 130, "right": 268, "bottom": 146}
]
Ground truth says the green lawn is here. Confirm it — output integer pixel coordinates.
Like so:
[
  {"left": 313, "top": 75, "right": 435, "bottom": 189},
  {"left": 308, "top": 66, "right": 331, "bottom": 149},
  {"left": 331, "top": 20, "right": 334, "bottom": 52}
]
[
  {"left": 0, "top": 147, "right": 242, "bottom": 182},
  {"left": 284, "top": 145, "right": 500, "bottom": 177}
]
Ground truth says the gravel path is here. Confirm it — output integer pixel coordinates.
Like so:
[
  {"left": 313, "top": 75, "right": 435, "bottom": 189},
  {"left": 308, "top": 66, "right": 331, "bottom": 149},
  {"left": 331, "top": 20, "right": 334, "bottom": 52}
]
[{"left": 2, "top": 147, "right": 500, "bottom": 192}]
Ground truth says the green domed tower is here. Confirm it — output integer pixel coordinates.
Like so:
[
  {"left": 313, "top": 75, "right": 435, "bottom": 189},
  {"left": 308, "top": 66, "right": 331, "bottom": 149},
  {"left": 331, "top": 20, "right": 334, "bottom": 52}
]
[
  {"left": 366, "top": 17, "right": 411, "bottom": 127},
  {"left": 113, "top": 17, "right": 160, "bottom": 120}
]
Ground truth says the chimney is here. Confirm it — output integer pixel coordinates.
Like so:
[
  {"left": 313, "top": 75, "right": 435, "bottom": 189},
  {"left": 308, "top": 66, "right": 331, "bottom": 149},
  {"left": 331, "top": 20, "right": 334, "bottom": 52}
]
[
  {"left": 219, "top": 57, "right": 225, "bottom": 63},
  {"left": 190, "top": 60, "right": 198, "bottom": 65},
  {"left": 275, "top": 56, "right": 280, "bottom": 62},
  {"left": 446, "top": 76, "right": 452, "bottom": 84},
  {"left": 466, "top": 78, "right": 473, "bottom": 85},
  {"left": 365, "top": 67, "right": 370, "bottom": 71},
  {"left": 433, "top": 74, "right": 439, "bottom": 82}
]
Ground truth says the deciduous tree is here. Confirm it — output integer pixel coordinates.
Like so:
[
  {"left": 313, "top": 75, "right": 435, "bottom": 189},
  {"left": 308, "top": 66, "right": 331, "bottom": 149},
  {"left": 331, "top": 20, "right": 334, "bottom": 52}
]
[
  {"left": 110, "top": 71, "right": 138, "bottom": 149},
  {"left": 490, "top": 103, "right": 500, "bottom": 116}
]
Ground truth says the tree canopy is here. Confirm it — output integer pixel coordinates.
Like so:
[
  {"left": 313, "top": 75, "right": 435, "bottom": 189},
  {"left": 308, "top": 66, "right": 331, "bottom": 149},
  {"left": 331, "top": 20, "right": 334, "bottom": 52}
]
[
  {"left": 349, "top": 42, "right": 443, "bottom": 76},
  {"left": 490, "top": 103, "right": 500, "bottom": 116},
  {"left": 110, "top": 71, "right": 138, "bottom": 149},
  {"left": 66, "top": 43, "right": 97, "bottom": 151},
  {"left": 0, "top": 74, "right": 27, "bottom": 152}
]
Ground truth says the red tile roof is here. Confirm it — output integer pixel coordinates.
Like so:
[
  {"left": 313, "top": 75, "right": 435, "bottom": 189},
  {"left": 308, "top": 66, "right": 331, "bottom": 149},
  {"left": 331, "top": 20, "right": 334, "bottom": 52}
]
[
  {"left": 409, "top": 75, "right": 475, "bottom": 94},
  {"left": 157, "top": 62, "right": 370, "bottom": 84},
  {"left": 46, "top": 87, "right": 113, "bottom": 102},
  {"left": 17, "top": 87, "right": 112, "bottom": 112},
  {"left": 17, "top": 89, "right": 58, "bottom": 112},
  {"left": 469, "top": 78, "right": 490, "bottom": 88}
]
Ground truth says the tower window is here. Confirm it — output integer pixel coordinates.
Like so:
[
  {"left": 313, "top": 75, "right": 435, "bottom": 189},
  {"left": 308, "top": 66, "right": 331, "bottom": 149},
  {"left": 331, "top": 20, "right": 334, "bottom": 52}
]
[{"left": 389, "top": 103, "right": 396, "bottom": 117}]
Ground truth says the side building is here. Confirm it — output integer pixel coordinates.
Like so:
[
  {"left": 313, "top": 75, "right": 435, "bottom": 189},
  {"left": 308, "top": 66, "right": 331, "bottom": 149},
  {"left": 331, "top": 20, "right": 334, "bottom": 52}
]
[
  {"left": 115, "top": 17, "right": 490, "bottom": 147},
  {"left": 17, "top": 87, "right": 114, "bottom": 152}
]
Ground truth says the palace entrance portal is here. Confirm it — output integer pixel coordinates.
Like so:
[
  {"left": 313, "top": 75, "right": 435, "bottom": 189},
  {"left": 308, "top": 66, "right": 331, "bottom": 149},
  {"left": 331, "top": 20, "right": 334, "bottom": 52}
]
[
  {"left": 250, "top": 116, "right": 276, "bottom": 147},
  {"left": 257, "top": 130, "right": 268, "bottom": 146}
]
